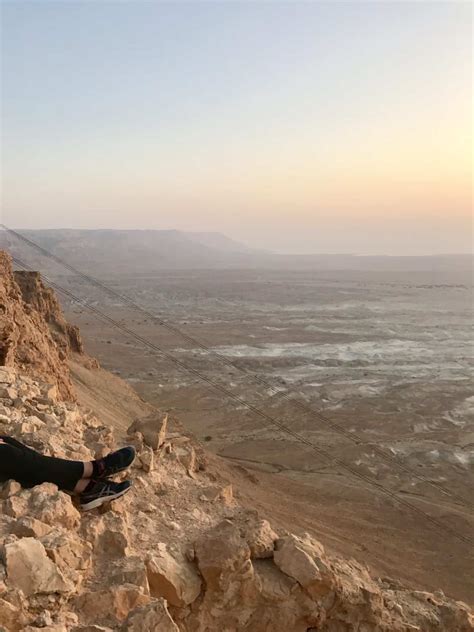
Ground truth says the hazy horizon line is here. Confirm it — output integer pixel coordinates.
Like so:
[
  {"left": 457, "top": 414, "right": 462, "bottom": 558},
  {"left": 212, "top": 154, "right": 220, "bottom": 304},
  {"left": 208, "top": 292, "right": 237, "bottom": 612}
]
[{"left": 2, "top": 226, "right": 472, "bottom": 259}]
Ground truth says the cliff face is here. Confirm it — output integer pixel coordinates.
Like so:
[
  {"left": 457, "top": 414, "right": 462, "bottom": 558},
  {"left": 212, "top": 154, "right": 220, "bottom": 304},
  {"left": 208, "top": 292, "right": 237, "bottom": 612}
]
[
  {"left": 0, "top": 253, "right": 76, "bottom": 400},
  {"left": 0, "top": 251, "right": 472, "bottom": 632},
  {"left": 13, "top": 270, "right": 84, "bottom": 356}
]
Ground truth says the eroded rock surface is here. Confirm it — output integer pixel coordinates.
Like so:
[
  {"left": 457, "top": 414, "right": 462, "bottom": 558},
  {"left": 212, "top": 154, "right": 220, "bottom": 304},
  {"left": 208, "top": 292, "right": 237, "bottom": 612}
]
[
  {"left": 13, "top": 270, "right": 84, "bottom": 356},
  {"left": 4, "top": 537, "right": 71, "bottom": 597},
  {"left": 0, "top": 253, "right": 76, "bottom": 399}
]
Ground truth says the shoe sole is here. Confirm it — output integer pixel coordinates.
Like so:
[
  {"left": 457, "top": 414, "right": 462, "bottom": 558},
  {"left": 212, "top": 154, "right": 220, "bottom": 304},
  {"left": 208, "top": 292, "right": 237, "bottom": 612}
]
[{"left": 80, "top": 486, "right": 131, "bottom": 511}]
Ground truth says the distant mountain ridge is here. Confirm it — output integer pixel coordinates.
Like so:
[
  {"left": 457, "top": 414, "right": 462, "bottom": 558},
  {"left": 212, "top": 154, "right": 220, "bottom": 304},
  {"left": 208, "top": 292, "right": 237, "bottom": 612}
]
[
  {"left": 1, "top": 228, "right": 472, "bottom": 277},
  {"left": 183, "top": 231, "right": 263, "bottom": 254},
  {"left": 0, "top": 229, "right": 260, "bottom": 270}
]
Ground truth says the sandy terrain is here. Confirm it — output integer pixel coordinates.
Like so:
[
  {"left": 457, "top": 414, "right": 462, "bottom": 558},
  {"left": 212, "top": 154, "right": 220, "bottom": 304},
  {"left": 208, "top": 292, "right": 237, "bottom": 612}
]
[{"left": 52, "top": 266, "right": 474, "bottom": 603}]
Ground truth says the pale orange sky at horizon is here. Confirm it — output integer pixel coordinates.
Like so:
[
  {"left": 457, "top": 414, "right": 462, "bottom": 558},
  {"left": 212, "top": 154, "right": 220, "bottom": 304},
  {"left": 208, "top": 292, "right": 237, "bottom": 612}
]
[{"left": 1, "top": 1, "right": 472, "bottom": 254}]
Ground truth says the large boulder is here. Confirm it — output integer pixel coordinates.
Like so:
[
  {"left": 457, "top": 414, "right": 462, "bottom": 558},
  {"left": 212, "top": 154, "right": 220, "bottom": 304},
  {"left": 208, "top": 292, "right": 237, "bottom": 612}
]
[
  {"left": 250, "top": 559, "right": 322, "bottom": 632},
  {"left": 273, "top": 534, "right": 335, "bottom": 601},
  {"left": 4, "top": 537, "right": 71, "bottom": 596},
  {"left": 145, "top": 543, "right": 201, "bottom": 607},
  {"left": 194, "top": 520, "right": 253, "bottom": 593},
  {"left": 189, "top": 520, "right": 260, "bottom": 630},
  {"left": 127, "top": 413, "right": 168, "bottom": 450}
]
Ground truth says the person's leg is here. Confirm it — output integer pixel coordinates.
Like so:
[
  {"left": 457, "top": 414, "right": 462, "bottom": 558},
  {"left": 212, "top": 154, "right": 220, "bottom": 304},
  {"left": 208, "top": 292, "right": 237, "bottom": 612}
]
[
  {"left": 1, "top": 437, "right": 133, "bottom": 480},
  {"left": 1, "top": 435, "right": 93, "bottom": 478},
  {"left": 0, "top": 437, "right": 134, "bottom": 511},
  {"left": 0, "top": 437, "right": 85, "bottom": 492},
  {"left": 0, "top": 436, "right": 29, "bottom": 450},
  {"left": 74, "top": 478, "right": 91, "bottom": 493}
]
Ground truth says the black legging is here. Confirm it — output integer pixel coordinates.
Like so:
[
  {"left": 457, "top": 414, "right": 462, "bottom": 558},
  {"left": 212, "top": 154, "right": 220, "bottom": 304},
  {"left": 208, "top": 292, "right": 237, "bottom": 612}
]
[{"left": 0, "top": 436, "right": 84, "bottom": 492}]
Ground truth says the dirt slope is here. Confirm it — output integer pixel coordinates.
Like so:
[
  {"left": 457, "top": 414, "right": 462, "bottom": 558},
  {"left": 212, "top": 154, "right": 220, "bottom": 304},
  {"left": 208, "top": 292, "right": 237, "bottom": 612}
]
[
  {"left": 71, "top": 357, "right": 474, "bottom": 603},
  {"left": 70, "top": 359, "right": 154, "bottom": 435}
]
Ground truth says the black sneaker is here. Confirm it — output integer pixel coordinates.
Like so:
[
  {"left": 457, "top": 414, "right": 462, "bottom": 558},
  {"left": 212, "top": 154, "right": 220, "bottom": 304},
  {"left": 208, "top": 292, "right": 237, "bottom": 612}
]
[
  {"left": 79, "top": 479, "right": 132, "bottom": 511},
  {"left": 94, "top": 446, "right": 136, "bottom": 479}
]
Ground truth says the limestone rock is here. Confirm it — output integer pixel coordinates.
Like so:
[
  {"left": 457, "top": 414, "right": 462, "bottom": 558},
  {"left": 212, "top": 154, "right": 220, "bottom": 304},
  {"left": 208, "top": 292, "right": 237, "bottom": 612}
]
[
  {"left": 241, "top": 517, "right": 278, "bottom": 559},
  {"left": 74, "top": 585, "right": 150, "bottom": 624},
  {"left": 199, "top": 483, "right": 234, "bottom": 505},
  {"left": 146, "top": 543, "right": 201, "bottom": 607},
  {"left": 4, "top": 537, "right": 71, "bottom": 596},
  {"left": 0, "top": 385, "right": 17, "bottom": 400},
  {"left": 128, "top": 413, "right": 168, "bottom": 450},
  {"left": 31, "top": 610, "right": 53, "bottom": 627},
  {"left": 24, "top": 628, "right": 67, "bottom": 632},
  {"left": 251, "top": 559, "right": 321, "bottom": 631},
  {"left": 157, "top": 413, "right": 168, "bottom": 448},
  {"left": 41, "top": 529, "right": 92, "bottom": 578},
  {"left": 98, "top": 513, "right": 130, "bottom": 557},
  {"left": 13, "top": 516, "right": 52, "bottom": 538},
  {"left": 0, "top": 597, "right": 23, "bottom": 631},
  {"left": 0, "top": 480, "right": 21, "bottom": 500},
  {"left": 0, "top": 514, "right": 15, "bottom": 540},
  {"left": 273, "top": 533, "right": 335, "bottom": 600},
  {"left": 188, "top": 521, "right": 261, "bottom": 631},
  {"left": 2, "top": 494, "right": 28, "bottom": 518},
  {"left": 176, "top": 445, "right": 197, "bottom": 477},
  {"left": 194, "top": 520, "right": 254, "bottom": 593},
  {"left": 109, "top": 557, "right": 150, "bottom": 594},
  {"left": 121, "top": 599, "right": 180, "bottom": 631},
  {"left": 39, "top": 383, "right": 58, "bottom": 402},
  {"left": 0, "top": 253, "right": 76, "bottom": 400},
  {"left": 0, "top": 367, "right": 15, "bottom": 384},
  {"left": 14, "top": 268, "right": 88, "bottom": 372},
  {"left": 20, "top": 483, "right": 80, "bottom": 530},
  {"left": 139, "top": 445, "right": 154, "bottom": 472},
  {"left": 127, "top": 431, "right": 145, "bottom": 456}
]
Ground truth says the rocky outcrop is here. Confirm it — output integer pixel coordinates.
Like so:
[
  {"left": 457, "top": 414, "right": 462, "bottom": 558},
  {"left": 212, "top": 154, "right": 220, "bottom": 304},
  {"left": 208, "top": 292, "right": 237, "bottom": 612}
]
[
  {"left": 14, "top": 271, "right": 84, "bottom": 356},
  {"left": 0, "top": 253, "right": 76, "bottom": 399},
  {"left": 0, "top": 369, "right": 472, "bottom": 631}
]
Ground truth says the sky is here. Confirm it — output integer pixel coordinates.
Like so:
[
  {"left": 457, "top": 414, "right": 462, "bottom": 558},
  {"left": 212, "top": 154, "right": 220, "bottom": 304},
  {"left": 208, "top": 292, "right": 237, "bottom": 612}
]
[{"left": 1, "top": 1, "right": 472, "bottom": 255}]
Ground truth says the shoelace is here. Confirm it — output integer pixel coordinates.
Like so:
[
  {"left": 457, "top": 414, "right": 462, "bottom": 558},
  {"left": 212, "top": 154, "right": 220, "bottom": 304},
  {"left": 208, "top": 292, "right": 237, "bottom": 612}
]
[{"left": 84, "top": 481, "right": 112, "bottom": 498}]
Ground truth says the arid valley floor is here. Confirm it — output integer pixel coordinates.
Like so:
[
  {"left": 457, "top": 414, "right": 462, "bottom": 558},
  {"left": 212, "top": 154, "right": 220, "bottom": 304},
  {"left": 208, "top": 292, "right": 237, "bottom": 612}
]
[
  {"left": 4, "top": 231, "right": 473, "bottom": 603},
  {"left": 60, "top": 267, "right": 474, "bottom": 602}
]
